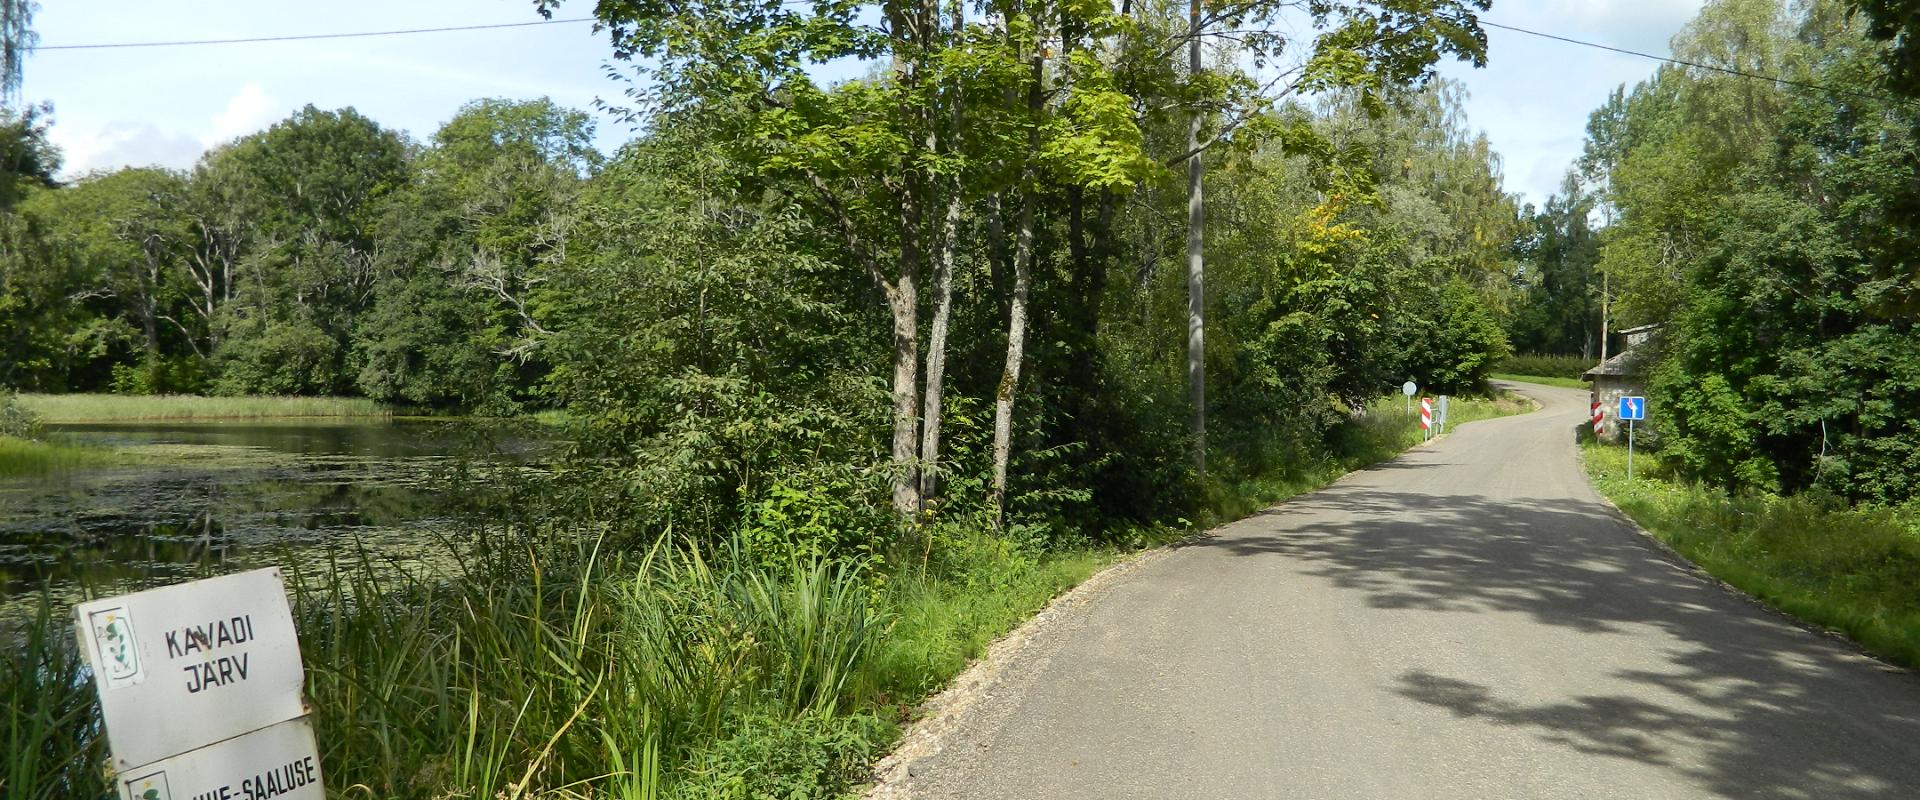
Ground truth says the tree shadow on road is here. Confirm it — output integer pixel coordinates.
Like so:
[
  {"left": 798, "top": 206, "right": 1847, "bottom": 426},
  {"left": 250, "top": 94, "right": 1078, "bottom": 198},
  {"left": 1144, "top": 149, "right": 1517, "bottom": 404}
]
[{"left": 1179, "top": 484, "right": 1920, "bottom": 798}]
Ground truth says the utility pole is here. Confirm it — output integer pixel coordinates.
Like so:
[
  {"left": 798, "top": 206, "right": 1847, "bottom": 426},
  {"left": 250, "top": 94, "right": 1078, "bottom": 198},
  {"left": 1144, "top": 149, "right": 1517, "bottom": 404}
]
[
  {"left": 1600, "top": 270, "right": 1609, "bottom": 363},
  {"left": 1186, "top": 0, "right": 1206, "bottom": 475}
]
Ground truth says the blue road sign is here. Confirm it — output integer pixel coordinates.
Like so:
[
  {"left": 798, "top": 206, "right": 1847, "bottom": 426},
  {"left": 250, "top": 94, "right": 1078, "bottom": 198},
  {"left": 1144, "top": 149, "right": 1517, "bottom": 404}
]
[{"left": 1619, "top": 396, "right": 1646, "bottom": 421}]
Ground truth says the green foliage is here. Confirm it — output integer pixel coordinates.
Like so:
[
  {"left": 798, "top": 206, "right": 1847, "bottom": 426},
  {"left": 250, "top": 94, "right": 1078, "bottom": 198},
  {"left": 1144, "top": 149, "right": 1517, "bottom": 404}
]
[
  {"left": 1507, "top": 177, "right": 1602, "bottom": 356},
  {"left": 0, "top": 388, "right": 38, "bottom": 438},
  {"left": 1575, "top": 0, "right": 1920, "bottom": 504},
  {"left": 741, "top": 476, "right": 892, "bottom": 570},
  {"left": 1400, "top": 278, "right": 1510, "bottom": 393},
  {"left": 0, "top": 103, "right": 57, "bottom": 210},
  {"left": 212, "top": 317, "right": 345, "bottom": 396},
  {"left": 0, "top": 99, "right": 590, "bottom": 412},
  {"left": 0, "top": 601, "right": 109, "bottom": 800},
  {"left": 672, "top": 713, "right": 888, "bottom": 800}
]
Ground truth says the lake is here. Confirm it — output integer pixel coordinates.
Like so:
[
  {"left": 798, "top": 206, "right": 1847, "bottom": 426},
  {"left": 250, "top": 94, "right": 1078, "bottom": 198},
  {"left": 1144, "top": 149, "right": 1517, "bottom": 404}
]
[{"left": 0, "top": 419, "right": 544, "bottom": 607}]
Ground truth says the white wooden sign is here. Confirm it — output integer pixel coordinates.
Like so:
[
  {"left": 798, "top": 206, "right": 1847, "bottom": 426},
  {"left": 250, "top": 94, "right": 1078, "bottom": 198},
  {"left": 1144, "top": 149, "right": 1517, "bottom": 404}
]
[
  {"left": 75, "top": 568, "right": 311, "bottom": 770},
  {"left": 116, "top": 717, "right": 323, "bottom": 800}
]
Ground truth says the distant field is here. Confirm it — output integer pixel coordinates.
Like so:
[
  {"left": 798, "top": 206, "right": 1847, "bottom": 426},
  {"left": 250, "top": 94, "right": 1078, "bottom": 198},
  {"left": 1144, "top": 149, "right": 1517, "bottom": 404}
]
[
  {"left": 1498, "top": 353, "right": 1594, "bottom": 380},
  {"left": 18, "top": 394, "right": 393, "bottom": 423},
  {"left": 1491, "top": 372, "right": 1588, "bottom": 389}
]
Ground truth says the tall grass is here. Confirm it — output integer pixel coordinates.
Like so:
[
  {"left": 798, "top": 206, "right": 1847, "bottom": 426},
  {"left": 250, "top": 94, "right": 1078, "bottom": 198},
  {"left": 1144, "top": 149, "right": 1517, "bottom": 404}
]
[
  {"left": 1498, "top": 352, "right": 1595, "bottom": 380},
  {"left": 293, "top": 530, "right": 892, "bottom": 799},
  {"left": 0, "top": 436, "right": 114, "bottom": 476},
  {"left": 0, "top": 600, "right": 110, "bottom": 800},
  {"left": 18, "top": 393, "right": 392, "bottom": 423},
  {"left": 1586, "top": 445, "right": 1920, "bottom": 668}
]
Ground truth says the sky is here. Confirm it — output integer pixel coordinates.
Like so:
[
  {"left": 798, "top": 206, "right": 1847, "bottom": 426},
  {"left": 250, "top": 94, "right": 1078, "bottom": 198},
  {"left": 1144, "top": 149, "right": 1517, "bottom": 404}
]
[{"left": 25, "top": 0, "right": 1705, "bottom": 207}]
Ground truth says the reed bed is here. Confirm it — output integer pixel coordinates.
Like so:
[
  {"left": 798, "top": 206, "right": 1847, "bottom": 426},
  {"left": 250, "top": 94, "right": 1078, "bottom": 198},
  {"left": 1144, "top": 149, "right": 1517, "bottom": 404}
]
[
  {"left": 17, "top": 394, "right": 392, "bottom": 423},
  {"left": 0, "top": 436, "right": 114, "bottom": 476},
  {"left": 0, "top": 522, "right": 1104, "bottom": 799}
]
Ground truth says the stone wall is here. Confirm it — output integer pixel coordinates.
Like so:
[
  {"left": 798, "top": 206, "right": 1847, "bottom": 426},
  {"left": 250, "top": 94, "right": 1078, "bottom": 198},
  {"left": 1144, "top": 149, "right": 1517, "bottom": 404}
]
[{"left": 1588, "top": 376, "right": 1645, "bottom": 444}]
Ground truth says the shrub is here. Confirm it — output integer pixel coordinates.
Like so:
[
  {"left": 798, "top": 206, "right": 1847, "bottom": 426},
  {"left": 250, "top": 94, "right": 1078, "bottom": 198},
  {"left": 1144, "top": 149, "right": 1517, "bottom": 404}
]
[
  {"left": 671, "top": 713, "right": 889, "bottom": 800},
  {"left": 0, "top": 390, "right": 42, "bottom": 439}
]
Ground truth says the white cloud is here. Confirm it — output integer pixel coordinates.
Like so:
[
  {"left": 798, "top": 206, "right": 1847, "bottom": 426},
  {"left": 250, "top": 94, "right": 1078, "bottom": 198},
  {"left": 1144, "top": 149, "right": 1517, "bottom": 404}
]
[
  {"left": 50, "top": 121, "right": 201, "bottom": 178},
  {"left": 203, "top": 83, "right": 276, "bottom": 148}
]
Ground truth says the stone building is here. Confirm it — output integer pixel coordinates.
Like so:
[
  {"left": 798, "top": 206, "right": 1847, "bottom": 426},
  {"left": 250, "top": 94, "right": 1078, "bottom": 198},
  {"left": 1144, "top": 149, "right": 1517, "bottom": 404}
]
[{"left": 1583, "top": 324, "right": 1659, "bottom": 443}]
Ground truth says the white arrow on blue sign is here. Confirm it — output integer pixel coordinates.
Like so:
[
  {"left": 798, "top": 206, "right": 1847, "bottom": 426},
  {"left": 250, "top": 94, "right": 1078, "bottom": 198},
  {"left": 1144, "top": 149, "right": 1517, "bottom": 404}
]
[{"left": 1618, "top": 396, "right": 1646, "bottom": 421}]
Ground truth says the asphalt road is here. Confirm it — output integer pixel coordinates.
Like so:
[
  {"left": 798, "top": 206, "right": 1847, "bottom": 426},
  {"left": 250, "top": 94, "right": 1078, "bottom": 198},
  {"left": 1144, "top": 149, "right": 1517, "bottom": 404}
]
[{"left": 900, "top": 382, "right": 1920, "bottom": 799}]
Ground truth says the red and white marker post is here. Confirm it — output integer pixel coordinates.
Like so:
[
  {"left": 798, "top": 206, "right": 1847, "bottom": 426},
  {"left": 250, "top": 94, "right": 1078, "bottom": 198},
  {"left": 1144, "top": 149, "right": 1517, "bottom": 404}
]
[
  {"left": 1419, "top": 396, "right": 1434, "bottom": 439},
  {"left": 1592, "top": 401, "right": 1605, "bottom": 437}
]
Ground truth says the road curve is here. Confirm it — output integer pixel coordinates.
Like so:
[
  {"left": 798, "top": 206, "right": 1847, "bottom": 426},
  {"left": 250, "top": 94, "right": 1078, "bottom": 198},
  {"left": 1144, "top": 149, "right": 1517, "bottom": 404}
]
[{"left": 893, "top": 383, "right": 1920, "bottom": 799}]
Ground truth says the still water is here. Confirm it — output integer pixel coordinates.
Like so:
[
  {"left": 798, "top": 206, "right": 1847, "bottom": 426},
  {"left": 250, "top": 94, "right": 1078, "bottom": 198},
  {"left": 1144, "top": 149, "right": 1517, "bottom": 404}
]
[{"left": 0, "top": 420, "right": 541, "bottom": 604}]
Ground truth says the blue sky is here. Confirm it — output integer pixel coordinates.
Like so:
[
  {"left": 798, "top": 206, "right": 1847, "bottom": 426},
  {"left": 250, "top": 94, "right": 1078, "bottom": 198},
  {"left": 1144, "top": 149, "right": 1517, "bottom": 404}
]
[{"left": 26, "top": 0, "right": 1702, "bottom": 207}]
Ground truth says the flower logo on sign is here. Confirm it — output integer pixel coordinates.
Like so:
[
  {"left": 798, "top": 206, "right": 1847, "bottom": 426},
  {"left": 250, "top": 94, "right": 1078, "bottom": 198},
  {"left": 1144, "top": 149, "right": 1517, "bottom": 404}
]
[
  {"left": 126, "top": 771, "right": 171, "bottom": 800},
  {"left": 87, "top": 606, "right": 142, "bottom": 686}
]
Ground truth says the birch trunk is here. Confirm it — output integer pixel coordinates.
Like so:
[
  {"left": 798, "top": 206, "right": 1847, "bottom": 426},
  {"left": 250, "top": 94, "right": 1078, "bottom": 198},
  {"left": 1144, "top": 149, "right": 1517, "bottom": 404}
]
[
  {"left": 990, "top": 194, "right": 1033, "bottom": 531},
  {"left": 916, "top": 0, "right": 966, "bottom": 511},
  {"left": 920, "top": 158, "right": 961, "bottom": 505},
  {"left": 887, "top": 7, "right": 924, "bottom": 519},
  {"left": 991, "top": 17, "right": 1042, "bottom": 532}
]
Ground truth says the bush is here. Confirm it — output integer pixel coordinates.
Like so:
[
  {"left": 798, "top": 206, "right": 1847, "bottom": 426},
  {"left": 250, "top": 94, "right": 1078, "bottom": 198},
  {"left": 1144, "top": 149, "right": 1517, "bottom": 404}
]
[
  {"left": 1402, "top": 278, "right": 1511, "bottom": 394},
  {"left": 212, "top": 317, "right": 345, "bottom": 396},
  {"left": 672, "top": 713, "right": 889, "bottom": 800},
  {"left": 739, "top": 470, "right": 891, "bottom": 570},
  {"left": 0, "top": 390, "right": 42, "bottom": 439}
]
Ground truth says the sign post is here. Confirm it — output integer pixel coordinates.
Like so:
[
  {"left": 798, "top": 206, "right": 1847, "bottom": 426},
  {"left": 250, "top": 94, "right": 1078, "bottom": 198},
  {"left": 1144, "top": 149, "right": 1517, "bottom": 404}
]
[
  {"left": 1401, "top": 381, "right": 1417, "bottom": 417},
  {"left": 1437, "top": 395, "right": 1450, "bottom": 435},
  {"left": 75, "top": 568, "right": 324, "bottom": 800},
  {"left": 1618, "top": 395, "right": 1647, "bottom": 480}
]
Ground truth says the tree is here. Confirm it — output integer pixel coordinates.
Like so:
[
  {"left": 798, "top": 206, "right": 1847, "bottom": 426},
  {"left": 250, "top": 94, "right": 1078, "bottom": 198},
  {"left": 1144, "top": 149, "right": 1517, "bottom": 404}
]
[
  {"left": 26, "top": 168, "right": 200, "bottom": 392},
  {"left": 355, "top": 98, "right": 595, "bottom": 410},
  {"left": 1579, "top": 0, "right": 1920, "bottom": 503},
  {"left": 0, "top": 0, "right": 32, "bottom": 101},
  {"left": 203, "top": 106, "right": 409, "bottom": 396}
]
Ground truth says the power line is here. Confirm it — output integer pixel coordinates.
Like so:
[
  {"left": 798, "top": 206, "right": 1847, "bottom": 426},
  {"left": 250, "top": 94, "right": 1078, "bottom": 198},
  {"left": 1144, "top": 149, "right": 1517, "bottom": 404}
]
[
  {"left": 36, "top": 18, "right": 597, "bottom": 51},
  {"left": 31, "top": 13, "right": 1918, "bottom": 109},
  {"left": 1481, "top": 18, "right": 1918, "bottom": 108}
]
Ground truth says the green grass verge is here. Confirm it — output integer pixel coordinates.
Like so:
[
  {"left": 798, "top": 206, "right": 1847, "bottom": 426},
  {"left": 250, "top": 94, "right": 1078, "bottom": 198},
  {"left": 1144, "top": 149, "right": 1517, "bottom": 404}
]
[
  {"left": 0, "top": 435, "right": 115, "bottom": 477},
  {"left": 18, "top": 393, "right": 392, "bottom": 423},
  {"left": 1491, "top": 372, "right": 1588, "bottom": 389},
  {"left": 1585, "top": 444, "right": 1920, "bottom": 668}
]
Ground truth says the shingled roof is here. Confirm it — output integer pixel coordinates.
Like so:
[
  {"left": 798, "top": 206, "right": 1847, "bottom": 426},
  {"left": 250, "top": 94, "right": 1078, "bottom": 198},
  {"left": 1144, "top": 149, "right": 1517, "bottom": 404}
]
[{"left": 1582, "top": 346, "right": 1653, "bottom": 380}]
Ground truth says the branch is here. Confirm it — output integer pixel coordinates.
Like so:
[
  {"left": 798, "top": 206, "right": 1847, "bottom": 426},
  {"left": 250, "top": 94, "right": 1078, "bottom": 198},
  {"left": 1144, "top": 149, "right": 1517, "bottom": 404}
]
[
  {"left": 801, "top": 169, "right": 894, "bottom": 300},
  {"left": 157, "top": 314, "right": 208, "bottom": 360},
  {"left": 1162, "top": 67, "right": 1308, "bottom": 167}
]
